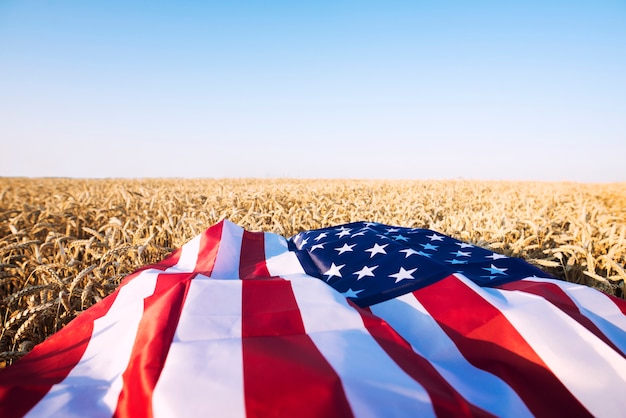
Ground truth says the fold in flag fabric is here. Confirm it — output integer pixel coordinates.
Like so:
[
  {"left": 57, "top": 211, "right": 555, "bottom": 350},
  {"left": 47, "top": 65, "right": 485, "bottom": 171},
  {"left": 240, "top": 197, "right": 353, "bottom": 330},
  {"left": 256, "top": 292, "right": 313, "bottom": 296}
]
[{"left": 1, "top": 220, "right": 625, "bottom": 418}]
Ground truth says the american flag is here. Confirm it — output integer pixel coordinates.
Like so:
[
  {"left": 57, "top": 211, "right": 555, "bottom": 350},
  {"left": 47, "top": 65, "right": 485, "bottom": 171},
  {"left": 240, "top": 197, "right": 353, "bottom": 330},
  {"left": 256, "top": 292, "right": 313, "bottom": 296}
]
[{"left": 0, "top": 220, "right": 624, "bottom": 417}]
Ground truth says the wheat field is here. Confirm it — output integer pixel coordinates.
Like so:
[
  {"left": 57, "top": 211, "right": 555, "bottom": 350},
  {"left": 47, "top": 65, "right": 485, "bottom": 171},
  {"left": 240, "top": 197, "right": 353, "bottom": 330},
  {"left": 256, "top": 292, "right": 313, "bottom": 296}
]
[{"left": 1, "top": 177, "right": 625, "bottom": 366}]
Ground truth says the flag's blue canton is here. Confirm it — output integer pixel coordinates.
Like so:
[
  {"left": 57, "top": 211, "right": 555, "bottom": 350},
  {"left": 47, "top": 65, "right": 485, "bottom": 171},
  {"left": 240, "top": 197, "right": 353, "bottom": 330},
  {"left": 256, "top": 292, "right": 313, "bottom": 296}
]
[{"left": 288, "top": 221, "right": 553, "bottom": 307}]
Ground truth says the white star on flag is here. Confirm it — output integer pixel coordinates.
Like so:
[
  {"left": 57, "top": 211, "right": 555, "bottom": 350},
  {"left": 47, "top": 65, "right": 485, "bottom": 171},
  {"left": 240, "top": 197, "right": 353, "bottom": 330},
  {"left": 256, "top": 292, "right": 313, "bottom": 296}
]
[
  {"left": 400, "top": 248, "right": 419, "bottom": 258},
  {"left": 310, "top": 243, "right": 324, "bottom": 251},
  {"left": 482, "top": 264, "right": 508, "bottom": 275},
  {"left": 335, "top": 227, "right": 352, "bottom": 238},
  {"left": 393, "top": 234, "right": 409, "bottom": 242},
  {"left": 389, "top": 267, "right": 418, "bottom": 283},
  {"left": 335, "top": 243, "right": 356, "bottom": 255},
  {"left": 456, "top": 242, "right": 474, "bottom": 249},
  {"left": 427, "top": 233, "right": 445, "bottom": 241},
  {"left": 486, "top": 253, "right": 508, "bottom": 260},
  {"left": 452, "top": 250, "right": 471, "bottom": 257},
  {"left": 323, "top": 263, "right": 345, "bottom": 280},
  {"left": 341, "top": 288, "right": 364, "bottom": 298},
  {"left": 365, "top": 243, "right": 388, "bottom": 258},
  {"left": 353, "top": 265, "right": 378, "bottom": 280},
  {"left": 314, "top": 232, "right": 327, "bottom": 242},
  {"left": 420, "top": 243, "right": 438, "bottom": 251}
]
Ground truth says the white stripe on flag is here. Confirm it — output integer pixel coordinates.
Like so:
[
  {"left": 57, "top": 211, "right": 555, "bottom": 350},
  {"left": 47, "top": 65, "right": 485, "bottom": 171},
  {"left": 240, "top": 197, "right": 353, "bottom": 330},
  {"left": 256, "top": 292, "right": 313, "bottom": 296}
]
[
  {"left": 370, "top": 293, "right": 533, "bottom": 418},
  {"left": 169, "top": 234, "right": 202, "bottom": 273},
  {"left": 479, "top": 281, "right": 626, "bottom": 417},
  {"left": 152, "top": 277, "right": 245, "bottom": 418},
  {"left": 264, "top": 232, "right": 306, "bottom": 277},
  {"left": 209, "top": 220, "right": 243, "bottom": 280},
  {"left": 520, "top": 277, "right": 626, "bottom": 353},
  {"left": 290, "top": 277, "right": 437, "bottom": 418},
  {"left": 26, "top": 269, "right": 161, "bottom": 418},
  {"left": 25, "top": 231, "right": 203, "bottom": 418}
]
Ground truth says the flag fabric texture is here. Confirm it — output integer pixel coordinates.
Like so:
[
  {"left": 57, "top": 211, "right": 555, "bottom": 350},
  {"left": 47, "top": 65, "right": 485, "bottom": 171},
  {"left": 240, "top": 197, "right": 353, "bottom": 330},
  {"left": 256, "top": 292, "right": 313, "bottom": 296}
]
[{"left": 0, "top": 220, "right": 625, "bottom": 418}]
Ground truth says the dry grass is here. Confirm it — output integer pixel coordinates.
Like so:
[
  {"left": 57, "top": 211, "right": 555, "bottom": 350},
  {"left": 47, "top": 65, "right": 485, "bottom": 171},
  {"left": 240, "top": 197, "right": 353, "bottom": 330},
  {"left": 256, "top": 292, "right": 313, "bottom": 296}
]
[{"left": 1, "top": 177, "right": 625, "bottom": 366}]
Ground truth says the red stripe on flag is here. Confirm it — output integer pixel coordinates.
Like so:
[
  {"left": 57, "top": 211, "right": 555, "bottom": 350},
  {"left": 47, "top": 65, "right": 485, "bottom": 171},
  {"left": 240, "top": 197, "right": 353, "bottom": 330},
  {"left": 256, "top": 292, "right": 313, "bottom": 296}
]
[
  {"left": 414, "top": 275, "right": 592, "bottom": 418},
  {"left": 357, "top": 303, "right": 494, "bottom": 417},
  {"left": 242, "top": 278, "right": 354, "bottom": 418},
  {"left": 194, "top": 220, "right": 224, "bottom": 275},
  {"left": 497, "top": 280, "right": 626, "bottom": 358},
  {"left": 113, "top": 273, "right": 193, "bottom": 418},
  {"left": 0, "top": 291, "right": 120, "bottom": 418},
  {"left": 240, "top": 230, "right": 272, "bottom": 280}
]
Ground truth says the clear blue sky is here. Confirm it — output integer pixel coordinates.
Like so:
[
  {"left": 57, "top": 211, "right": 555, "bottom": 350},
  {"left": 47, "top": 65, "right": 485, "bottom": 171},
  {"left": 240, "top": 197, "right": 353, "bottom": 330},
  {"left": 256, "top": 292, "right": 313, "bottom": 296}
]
[{"left": 1, "top": 1, "right": 625, "bottom": 181}]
